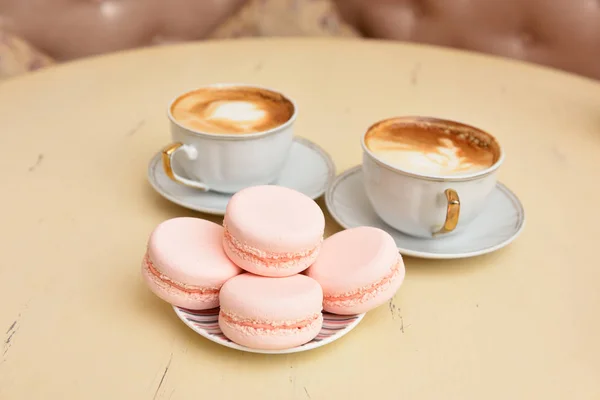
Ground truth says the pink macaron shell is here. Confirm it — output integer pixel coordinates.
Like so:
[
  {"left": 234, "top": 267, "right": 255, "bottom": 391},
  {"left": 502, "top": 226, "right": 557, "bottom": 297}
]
[
  {"left": 219, "top": 314, "right": 323, "bottom": 350},
  {"left": 224, "top": 186, "right": 325, "bottom": 254},
  {"left": 218, "top": 273, "right": 323, "bottom": 349},
  {"left": 219, "top": 273, "right": 323, "bottom": 321},
  {"left": 142, "top": 217, "right": 242, "bottom": 309},
  {"left": 223, "top": 186, "right": 324, "bottom": 277},
  {"left": 305, "top": 226, "right": 405, "bottom": 314},
  {"left": 142, "top": 260, "right": 219, "bottom": 309},
  {"left": 322, "top": 266, "right": 405, "bottom": 315},
  {"left": 146, "top": 217, "right": 242, "bottom": 288}
]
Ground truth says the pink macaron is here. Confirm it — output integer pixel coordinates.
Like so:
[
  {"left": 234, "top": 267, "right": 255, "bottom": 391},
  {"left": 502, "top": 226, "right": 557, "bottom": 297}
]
[
  {"left": 219, "top": 273, "right": 323, "bottom": 350},
  {"left": 306, "top": 226, "right": 405, "bottom": 315},
  {"left": 142, "top": 217, "right": 243, "bottom": 309},
  {"left": 222, "top": 185, "right": 325, "bottom": 277}
]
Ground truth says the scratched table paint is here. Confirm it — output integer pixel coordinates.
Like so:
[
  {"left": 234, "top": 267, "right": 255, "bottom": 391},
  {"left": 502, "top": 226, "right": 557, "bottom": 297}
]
[{"left": 1, "top": 38, "right": 599, "bottom": 399}]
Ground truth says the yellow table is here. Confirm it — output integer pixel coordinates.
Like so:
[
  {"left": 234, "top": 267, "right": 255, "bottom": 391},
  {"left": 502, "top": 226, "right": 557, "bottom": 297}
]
[{"left": 1, "top": 38, "right": 599, "bottom": 399}]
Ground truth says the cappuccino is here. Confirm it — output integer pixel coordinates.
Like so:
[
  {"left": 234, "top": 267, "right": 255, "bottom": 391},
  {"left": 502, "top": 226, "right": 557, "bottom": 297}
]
[
  {"left": 364, "top": 117, "right": 500, "bottom": 176},
  {"left": 170, "top": 86, "right": 295, "bottom": 135}
]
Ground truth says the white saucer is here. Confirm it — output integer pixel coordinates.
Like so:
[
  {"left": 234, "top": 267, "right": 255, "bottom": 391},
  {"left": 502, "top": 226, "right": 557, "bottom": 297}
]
[
  {"left": 325, "top": 166, "right": 525, "bottom": 259},
  {"left": 173, "top": 306, "right": 365, "bottom": 354},
  {"left": 147, "top": 137, "right": 335, "bottom": 215}
]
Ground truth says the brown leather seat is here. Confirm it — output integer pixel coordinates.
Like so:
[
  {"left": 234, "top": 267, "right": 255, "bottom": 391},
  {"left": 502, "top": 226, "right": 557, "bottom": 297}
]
[
  {"left": 0, "top": 0, "right": 247, "bottom": 61},
  {"left": 334, "top": 0, "right": 600, "bottom": 80},
  {"left": 1, "top": 0, "right": 599, "bottom": 80}
]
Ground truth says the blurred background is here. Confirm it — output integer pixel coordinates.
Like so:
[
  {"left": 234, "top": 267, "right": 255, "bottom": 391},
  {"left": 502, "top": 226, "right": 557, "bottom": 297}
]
[{"left": 1, "top": 0, "right": 599, "bottom": 81}]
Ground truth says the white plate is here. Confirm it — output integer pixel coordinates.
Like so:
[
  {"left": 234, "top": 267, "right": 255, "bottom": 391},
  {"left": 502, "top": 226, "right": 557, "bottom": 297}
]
[
  {"left": 325, "top": 166, "right": 525, "bottom": 259},
  {"left": 173, "top": 306, "right": 365, "bottom": 354},
  {"left": 148, "top": 137, "right": 335, "bottom": 215}
]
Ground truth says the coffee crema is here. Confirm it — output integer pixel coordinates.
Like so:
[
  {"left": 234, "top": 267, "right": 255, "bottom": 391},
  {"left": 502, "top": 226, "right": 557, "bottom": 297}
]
[
  {"left": 364, "top": 117, "right": 500, "bottom": 176},
  {"left": 170, "top": 86, "right": 295, "bottom": 135}
]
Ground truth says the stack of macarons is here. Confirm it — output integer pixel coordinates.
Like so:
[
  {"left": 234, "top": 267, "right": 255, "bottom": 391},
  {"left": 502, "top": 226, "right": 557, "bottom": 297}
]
[{"left": 142, "top": 185, "right": 405, "bottom": 350}]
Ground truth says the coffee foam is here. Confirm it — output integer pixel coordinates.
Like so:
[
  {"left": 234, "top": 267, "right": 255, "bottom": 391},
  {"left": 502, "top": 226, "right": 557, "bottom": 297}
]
[
  {"left": 170, "top": 87, "right": 295, "bottom": 134},
  {"left": 365, "top": 118, "right": 500, "bottom": 176}
]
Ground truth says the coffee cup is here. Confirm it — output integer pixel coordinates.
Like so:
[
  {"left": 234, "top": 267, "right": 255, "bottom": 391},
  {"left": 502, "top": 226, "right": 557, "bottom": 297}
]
[
  {"left": 361, "top": 116, "right": 504, "bottom": 239},
  {"left": 161, "top": 83, "right": 297, "bottom": 194}
]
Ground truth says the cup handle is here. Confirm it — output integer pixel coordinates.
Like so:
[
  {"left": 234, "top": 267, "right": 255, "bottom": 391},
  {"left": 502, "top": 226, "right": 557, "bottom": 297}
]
[
  {"left": 432, "top": 189, "right": 460, "bottom": 236},
  {"left": 161, "top": 142, "right": 209, "bottom": 191}
]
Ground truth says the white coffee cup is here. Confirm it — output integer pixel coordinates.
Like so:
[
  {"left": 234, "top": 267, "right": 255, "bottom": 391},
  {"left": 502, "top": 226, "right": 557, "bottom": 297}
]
[
  {"left": 361, "top": 117, "right": 504, "bottom": 239},
  {"left": 161, "top": 83, "right": 297, "bottom": 194}
]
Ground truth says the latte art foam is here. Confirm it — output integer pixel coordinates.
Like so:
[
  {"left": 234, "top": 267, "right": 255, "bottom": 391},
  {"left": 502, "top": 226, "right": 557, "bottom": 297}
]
[
  {"left": 365, "top": 118, "right": 499, "bottom": 176},
  {"left": 171, "top": 87, "right": 295, "bottom": 134}
]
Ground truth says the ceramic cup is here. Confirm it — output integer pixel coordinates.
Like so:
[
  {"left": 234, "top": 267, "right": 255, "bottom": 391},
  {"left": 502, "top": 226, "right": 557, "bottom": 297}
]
[
  {"left": 361, "top": 117, "right": 504, "bottom": 239},
  {"left": 161, "top": 83, "right": 297, "bottom": 194}
]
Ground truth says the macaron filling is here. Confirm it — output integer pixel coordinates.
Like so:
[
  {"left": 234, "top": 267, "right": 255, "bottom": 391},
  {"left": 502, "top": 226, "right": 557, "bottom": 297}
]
[
  {"left": 220, "top": 309, "right": 323, "bottom": 335},
  {"left": 323, "top": 255, "right": 403, "bottom": 307},
  {"left": 143, "top": 253, "right": 219, "bottom": 295},
  {"left": 223, "top": 224, "right": 321, "bottom": 267}
]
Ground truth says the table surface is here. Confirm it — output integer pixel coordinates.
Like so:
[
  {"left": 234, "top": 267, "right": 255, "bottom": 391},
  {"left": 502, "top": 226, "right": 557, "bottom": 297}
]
[{"left": 1, "top": 38, "right": 599, "bottom": 399}]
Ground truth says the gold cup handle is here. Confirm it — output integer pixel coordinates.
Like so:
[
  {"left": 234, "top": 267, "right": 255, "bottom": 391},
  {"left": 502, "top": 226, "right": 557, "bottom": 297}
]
[
  {"left": 432, "top": 189, "right": 460, "bottom": 236},
  {"left": 161, "top": 142, "right": 209, "bottom": 191}
]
